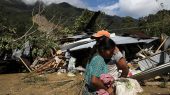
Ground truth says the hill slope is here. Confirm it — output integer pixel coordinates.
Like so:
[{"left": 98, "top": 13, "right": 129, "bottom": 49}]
[{"left": 0, "top": 0, "right": 138, "bottom": 36}]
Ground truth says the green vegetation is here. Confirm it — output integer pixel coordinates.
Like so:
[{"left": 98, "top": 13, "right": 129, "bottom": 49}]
[
  {"left": 139, "top": 10, "right": 170, "bottom": 36},
  {"left": 72, "top": 10, "right": 94, "bottom": 33},
  {"left": 0, "top": 0, "right": 170, "bottom": 58}
]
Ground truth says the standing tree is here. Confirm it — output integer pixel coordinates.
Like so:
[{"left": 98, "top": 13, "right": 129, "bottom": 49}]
[{"left": 72, "top": 10, "right": 93, "bottom": 34}]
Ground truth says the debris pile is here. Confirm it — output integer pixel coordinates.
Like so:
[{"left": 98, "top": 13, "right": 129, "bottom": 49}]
[
  {"left": 16, "top": 49, "right": 85, "bottom": 77},
  {"left": 3, "top": 28, "right": 170, "bottom": 82},
  {"left": 16, "top": 32, "right": 170, "bottom": 82},
  {"left": 60, "top": 33, "right": 170, "bottom": 81},
  {"left": 127, "top": 34, "right": 170, "bottom": 80}
]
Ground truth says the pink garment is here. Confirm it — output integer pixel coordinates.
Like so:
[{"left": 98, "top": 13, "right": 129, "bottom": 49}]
[
  {"left": 128, "top": 72, "right": 133, "bottom": 77},
  {"left": 100, "top": 74, "right": 115, "bottom": 87},
  {"left": 97, "top": 74, "right": 115, "bottom": 95},
  {"left": 96, "top": 89, "right": 109, "bottom": 95}
]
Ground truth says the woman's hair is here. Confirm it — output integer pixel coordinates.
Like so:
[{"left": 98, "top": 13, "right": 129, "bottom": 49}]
[
  {"left": 88, "top": 36, "right": 108, "bottom": 62},
  {"left": 87, "top": 36, "right": 116, "bottom": 62},
  {"left": 97, "top": 37, "right": 116, "bottom": 52}
]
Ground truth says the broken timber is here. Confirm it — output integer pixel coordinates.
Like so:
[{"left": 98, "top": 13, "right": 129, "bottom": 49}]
[
  {"left": 131, "top": 49, "right": 170, "bottom": 80},
  {"left": 131, "top": 62, "right": 170, "bottom": 81},
  {"left": 19, "top": 57, "right": 32, "bottom": 72}
]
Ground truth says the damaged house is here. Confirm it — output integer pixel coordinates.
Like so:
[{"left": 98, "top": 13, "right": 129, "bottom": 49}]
[{"left": 61, "top": 32, "right": 170, "bottom": 81}]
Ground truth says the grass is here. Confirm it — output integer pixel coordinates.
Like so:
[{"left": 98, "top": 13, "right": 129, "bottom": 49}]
[{"left": 22, "top": 74, "right": 48, "bottom": 84}]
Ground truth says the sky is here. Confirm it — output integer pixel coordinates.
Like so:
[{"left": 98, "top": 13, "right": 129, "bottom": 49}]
[{"left": 22, "top": 0, "right": 170, "bottom": 18}]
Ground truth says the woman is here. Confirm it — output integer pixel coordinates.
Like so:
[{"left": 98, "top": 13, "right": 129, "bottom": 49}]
[
  {"left": 91, "top": 30, "right": 129, "bottom": 79},
  {"left": 84, "top": 38, "right": 116, "bottom": 95}
]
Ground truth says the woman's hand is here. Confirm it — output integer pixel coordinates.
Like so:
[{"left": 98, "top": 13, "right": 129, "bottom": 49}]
[
  {"left": 91, "top": 76, "right": 108, "bottom": 90},
  {"left": 116, "top": 58, "right": 129, "bottom": 78},
  {"left": 106, "top": 87, "right": 114, "bottom": 95}
]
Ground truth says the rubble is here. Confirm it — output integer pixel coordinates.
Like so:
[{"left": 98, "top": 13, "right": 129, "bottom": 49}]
[
  {"left": 2, "top": 28, "right": 170, "bottom": 84},
  {"left": 17, "top": 33, "right": 169, "bottom": 83},
  {"left": 30, "top": 52, "right": 65, "bottom": 74},
  {"left": 19, "top": 49, "right": 84, "bottom": 77},
  {"left": 60, "top": 33, "right": 170, "bottom": 82}
]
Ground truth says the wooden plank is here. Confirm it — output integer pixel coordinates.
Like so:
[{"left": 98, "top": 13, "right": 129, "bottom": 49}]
[{"left": 19, "top": 57, "right": 32, "bottom": 72}]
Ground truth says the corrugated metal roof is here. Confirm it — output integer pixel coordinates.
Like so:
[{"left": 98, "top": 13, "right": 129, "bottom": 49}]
[{"left": 70, "top": 35, "right": 158, "bottom": 51}]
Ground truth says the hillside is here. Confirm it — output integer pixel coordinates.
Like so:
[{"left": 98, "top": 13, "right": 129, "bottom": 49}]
[
  {"left": 0, "top": 0, "right": 138, "bottom": 36},
  {"left": 139, "top": 10, "right": 170, "bottom": 36}
]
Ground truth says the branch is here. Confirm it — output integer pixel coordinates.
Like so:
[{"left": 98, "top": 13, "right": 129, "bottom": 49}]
[{"left": 13, "top": 30, "right": 37, "bottom": 42}]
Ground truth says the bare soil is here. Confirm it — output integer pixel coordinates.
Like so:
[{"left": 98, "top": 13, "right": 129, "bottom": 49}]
[
  {"left": 0, "top": 73, "right": 84, "bottom": 95},
  {"left": 0, "top": 73, "right": 169, "bottom": 95}
]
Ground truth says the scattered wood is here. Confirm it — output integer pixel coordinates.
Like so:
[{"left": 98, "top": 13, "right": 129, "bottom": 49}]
[
  {"left": 31, "top": 55, "right": 64, "bottom": 74},
  {"left": 155, "top": 36, "right": 169, "bottom": 53},
  {"left": 19, "top": 57, "right": 32, "bottom": 72}
]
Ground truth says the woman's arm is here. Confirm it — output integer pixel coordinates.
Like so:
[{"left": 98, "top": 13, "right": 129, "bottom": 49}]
[
  {"left": 89, "top": 55, "right": 112, "bottom": 92},
  {"left": 113, "top": 49, "right": 129, "bottom": 78},
  {"left": 91, "top": 76, "right": 108, "bottom": 90},
  {"left": 91, "top": 76, "right": 114, "bottom": 94},
  {"left": 116, "top": 58, "right": 129, "bottom": 78}
]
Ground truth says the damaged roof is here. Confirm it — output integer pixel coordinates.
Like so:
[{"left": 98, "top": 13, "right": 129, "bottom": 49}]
[{"left": 61, "top": 33, "right": 158, "bottom": 51}]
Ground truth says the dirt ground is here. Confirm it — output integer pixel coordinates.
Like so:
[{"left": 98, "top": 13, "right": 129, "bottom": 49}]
[{"left": 0, "top": 73, "right": 169, "bottom": 95}]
